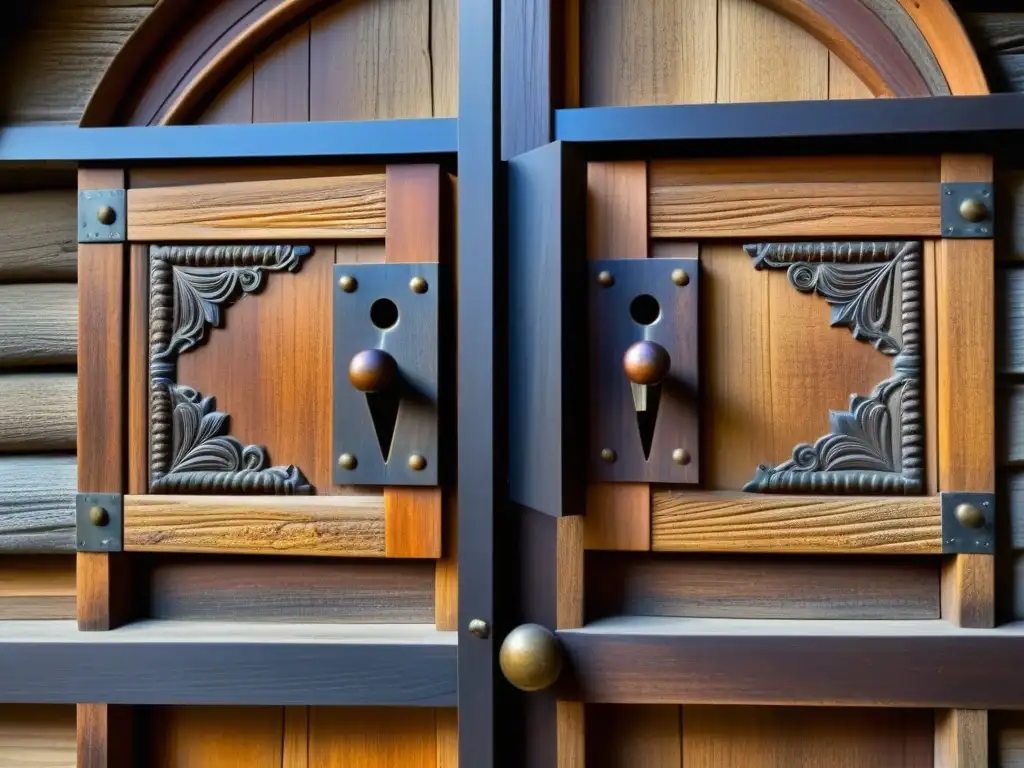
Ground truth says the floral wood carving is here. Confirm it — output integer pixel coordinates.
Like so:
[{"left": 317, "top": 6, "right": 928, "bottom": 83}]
[
  {"left": 744, "top": 241, "right": 923, "bottom": 494},
  {"left": 149, "top": 244, "right": 312, "bottom": 494}
]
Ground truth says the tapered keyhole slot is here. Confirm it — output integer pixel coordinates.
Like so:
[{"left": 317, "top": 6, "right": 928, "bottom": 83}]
[
  {"left": 371, "top": 298, "right": 399, "bottom": 329},
  {"left": 629, "top": 294, "right": 661, "bottom": 326},
  {"left": 626, "top": 294, "right": 663, "bottom": 461}
]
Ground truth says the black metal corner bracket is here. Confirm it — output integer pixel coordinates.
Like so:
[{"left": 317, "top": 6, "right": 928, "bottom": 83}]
[
  {"left": 941, "top": 183, "right": 994, "bottom": 239},
  {"left": 941, "top": 491, "right": 995, "bottom": 554},
  {"left": 76, "top": 493, "right": 123, "bottom": 552},
  {"left": 78, "top": 189, "right": 126, "bottom": 243}
]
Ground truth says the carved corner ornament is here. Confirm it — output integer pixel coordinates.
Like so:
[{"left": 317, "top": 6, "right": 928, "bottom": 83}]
[
  {"left": 743, "top": 241, "right": 923, "bottom": 495},
  {"left": 149, "top": 244, "right": 312, "bottom": 494}
]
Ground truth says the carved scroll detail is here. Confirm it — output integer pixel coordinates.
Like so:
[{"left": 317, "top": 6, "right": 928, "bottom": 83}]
[
  {"left": 744, "top": 241, "right": 923, "bottom": 494},
  {"left": 149, "top": 244, "right": 312, "bottom": 493}
]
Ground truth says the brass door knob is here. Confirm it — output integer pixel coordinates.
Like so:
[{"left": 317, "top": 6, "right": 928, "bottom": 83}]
[
  {"left": 499, "top": 623, "right": 563, "bottom": 692},
  {"left": 348, "top": 349, "right": 398, "bottom": 392},
  {"left": 623, "top": 340, "right": 671, "bottom": 386}
]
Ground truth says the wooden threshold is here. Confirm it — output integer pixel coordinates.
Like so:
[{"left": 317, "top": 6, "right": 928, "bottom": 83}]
[
  {"left": 0, "top": 620, "right": 456, "bottom": 706},
  {"left": 123, "top": 495, "right": 386, "bottom": 557},
  {"left": 650, "top": 492, "right": 941, "bottom": 554},
  {"left": 559, "top": 616, "right": 1024, "bottom": 708}
]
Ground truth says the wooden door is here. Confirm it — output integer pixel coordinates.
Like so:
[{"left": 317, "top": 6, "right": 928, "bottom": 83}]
[{"left": 506, "top": 145, "right": 1010, "bottom": 765}]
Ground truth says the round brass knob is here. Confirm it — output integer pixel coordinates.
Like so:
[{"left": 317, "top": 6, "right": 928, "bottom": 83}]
[
  {"left": 959, "top": 198, "right": 988, "bottom": 223},
  {"left": 499, "top": 623, "right": 563, "bottom": 692},
  {"left": 955, "top": 503, "right": 986, "bottom": 529},
  {"left": 96, "top": 206, "right": 117, "bottom": 226},
  {"left": 348, "top": 349, "right": 397, "bottom": 392},
  {"left": 623, "top": 340, "right": 671, "bottom": 386}
]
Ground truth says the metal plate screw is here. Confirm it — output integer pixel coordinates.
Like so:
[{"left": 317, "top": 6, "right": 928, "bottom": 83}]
[
  {"left": 671, "top": 269, "right": 689, "bottom": 286},
  {"left": 96, "top": 206, "right": 117, "bottom": 225},
  {"left": 408, "top": 454, "right": 427, "bottom": 471},
  {"left": 597, "top": 270, "right": 614, "bottom": 287},
  {"left": 672, "top": 448, "right": 691, "bottom": 466},
  {"left": 338, "top": 275, "right": 358, "bottom": 293},
  {"left": 88, "top": 506, "right": 109, "bottom": 527},
  {"left": 338, "top": 453, "right": 358, "bottom": 470},
  {"left": 600, "top": 448, "right": 617, "bottom": 463},
  {"left": 409, "top": 276, "right": 429, "bottom": 294}
]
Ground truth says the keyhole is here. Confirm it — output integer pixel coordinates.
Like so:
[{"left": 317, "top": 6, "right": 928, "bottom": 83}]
[{"left": 629, "top": 294, "right": 661, "bottom": 325}]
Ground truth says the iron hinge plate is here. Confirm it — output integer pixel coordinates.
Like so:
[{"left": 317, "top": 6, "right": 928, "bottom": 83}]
[
  {"left": 76, "top": 493, "right": 124, "bottom": 552},
  {"left": 941, "top": 491, "right": 995, "bottom": 554},
  {"left": 332, "top": 262, "right": 441, "bottom": 486},
  {"left": 78, "top": 189, "right": 126, "bottom": 243},
  {"left": 940, "top": 182, "right": 994, "bottom": 239}
]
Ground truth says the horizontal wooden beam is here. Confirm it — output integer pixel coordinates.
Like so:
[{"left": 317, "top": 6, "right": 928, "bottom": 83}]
[
  {"left": 127, "top": 174, "right": 386, "bottom": 241},
  {"left": 651, "top": 492, "right": 942, "bottom": 555},
  {"left": 0, "top": 556, "right": 76, "bottom": 619},
  {"left": 0, "top": 455, "right": 76, "bottom": 552},
  {"left": 0, "top": 190, "right": 77, "bottom": 282},
  {"left": 0, "top": 620, "right": 457, "bottom": 706},
  {"left": 559, "top": 616, "right": 1024, "bottom": 708},
  {"left": 0, "top": 374, "right": 76, "bottom": 452},
  {"left": 123, "top": 495, "right": 386, "bottom": 557},
  {"left": 0, "top": 284, "right": 76, "bottom": 369}
]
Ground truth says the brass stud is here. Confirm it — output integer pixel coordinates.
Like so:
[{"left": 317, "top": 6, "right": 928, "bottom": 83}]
[
  {"left": 468, "top": 618, "right": 490, "bottom": 639},
  {"left": 96, "top": 206, "right": 117, "bottom": 226},
  {"left": 408, "top": 454, "right": 427, "bottom": 472},
  {"left": 597, "top": 270, "right": 614, "bottom": 287},
  {"left": 959, "top": 198, "right": 988, "bottom": 223},
  {"left": 338, "top": 275, "right": 358, "bottom": 293},
  {"left": 409, "top": 276, "right": 429, "bottom": 294},
  {"left": 672, "top": 448, "right": 691, "bottom": 466},
  {"left": 600, "top": 448, "right": 617, "bottom": 464},
  {"left": 338, "top": 453, "right": 358, "bottom": 471},
  {"left": 88, "top": 506, "right": 109, "bottom": 527},
  {"left": 671, "top": 269, "right": 689, "bottom": 287},
  {"left": 499, "top": 624, "right": 563, "bottom": 692},
  {"left": 955, "top": 502, "right": 986, "bottom": 529}
]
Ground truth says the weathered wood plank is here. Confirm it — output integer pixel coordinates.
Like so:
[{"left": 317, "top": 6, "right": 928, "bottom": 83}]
[
  {"left": 936, "top": 708, "right": 988, "bottom": 768},
  {"left": 0, "top": 704, "right": 76, "bottom": 767},
  {"left": 0, "top": 284, "right": 76, "bottom": 369},
  {"left": 0, "top": 374, "right": 76, "bottom": 453},
  {"left": 127, "top": 174, "right": 387, "bottom": 241},
  {"left": 0, "top": 455, "right": 75, "bottom": 552},
  {"left": 123, "top": 495, "right": 386, "bottom": 557},
  {"left": 1000, "top": 267, "right": 1024, "bottom": 373},
  {"left": 0, "top": 556, "right": 76, "bottom": 619},
  {"left": 0, "top": 190, "right": 76, "bottom": 282},
  {"left": 651, "top": 492, "right": 942, "bottom": 554}
]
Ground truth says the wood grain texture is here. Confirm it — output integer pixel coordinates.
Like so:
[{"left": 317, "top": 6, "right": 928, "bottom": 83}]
[
  {"left": 1001, "top": 267, "right": 1024, "bottom": 374},
  {"left": 128, "top": 244, "right": 148, "bottom": 495},
  {"left": 995, "top": 712, "right": 1024, "bottom": 767},
  {"left": 999, "top": 171, "right": 1024, "bottom": 262},
  {"left": 431, "top": 0, "right": 459, "bottom": 117},
  {"left": 683, "top": 706, "right": 933, "bottom": 767},
  {"left": 307, "top": 707, "right": 436, "bottom": 768},
  {"left": 651, "top": 492, "right": 941, "bottom": 554},
  {"left": 148, "top": 706, "right": 283, "bottom": 768},
  {"left": 0, "top": 455, "right": 76, "bottom": 552},
  {"left": 435, "top": 494, "right": 458, "bottom": 630},
  {"left": 77, "top": 703, "right": 131, "bottom": 768},
  {"left": 436, "top": 708, "right": 458, "bottom": 768},
  {"left": 254, "top": 23, "right": 310, "bottom": 123},
  {"left": 0, "top": 704, "right": 75, "bottom": 768},
  {"left": 283, "top": 706, "right": 308, "bottom": 768},
  {"left": 895, "top": 0, "right": 988, "bottom": 96},
  {"left": 558, "top": 514, "right": 585, "bottom": 629},
  {"left": 384, "top": 165, "right": 443, "bottom": 559},
  {"left": 143, "top": 556, "right": 434, "bottom": 623},
  {"left": 585, "top": 161, "right": 650, "bottom": 549},
  {"left": 123, "top": 495, "right": 386, "bottom": 557},
  {"left": 718, "top": 0, "right": 828, "bottom": 103},
  {"left": 935, "top": 708, "right": 987, "bottom": 768},
  {"left": 580, "top": 0, "right": 716, "bottom": 107},
  {"left": 0, "top": 556, "right": 75, "bottom": 619},
  {"left": 310, "top": 0, "right": 432, "bottom": 121},
  {"left": 556, "top": 702, "right": 584, "bottom": 768},
  {"left": 0, "top": 375, "right": 76, "bottom": 453},
  {"left": 1002, "top": 385, "right": 1024, "bottom": 465},
  {"left": 76, "top": 552, "right": 131, "bottom": 631},
  {"left": 197, "top": 64, "right": 253, "bottom": 124},
  {"left": 0, "top": 284, "right": 77, "bottom": 369},
  {"left": 127, "top": 174, "right": 387, "bottom": 241},
  {"left": 585, "top": 705, "right": 680, "bottom": 768},
  {"left": 0, "top": 190, "right": 77, "bottom": 282},
  {"left": 942, "top": 554, "right": 994, "bottom": 628},
  {"left": 828, "top": 51, "right": 874, "bottom": 100},
  {"left": 586, "top": 552, "right": 940, "bottom": 620}
]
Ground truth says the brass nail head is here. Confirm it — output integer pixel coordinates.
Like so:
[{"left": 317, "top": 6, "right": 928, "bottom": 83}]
[
  {"left": 600, "top": 448, "right": 617, "bottom": 464},
  {"left": 468, "top": 618, "right": 490, "bottom": 639},
  {"left": 959, "top": 198, "right": 988, "bottom": 223},
  {"left": 96, "top": 206, "right": 117, "bottom": 226},
  {"left": 672, "top": 448, "right": 691, "bottom": 466},
  {"left": 671, "top": 269, "right": 689, "bottom": 286},
  {"left": 338, "top": 453, "right": 357, "bottom": 471},
  {"left": 88, "top": 506, "right": 109, "bottom": 527},
  {"left": 409, "top": 276, "right": 429, "bottom": 294},
  {"left": 597, "top": 271, "right": 614, "bottom": 287},
  {"left": 408, "top": 454, "right": 427, "bottom": 471},
  {"left": 338, "top": 275, "right": 358, "bottom": 293},
  {"left": 955, "top": 503, "right": 985, "bottom": 529}
]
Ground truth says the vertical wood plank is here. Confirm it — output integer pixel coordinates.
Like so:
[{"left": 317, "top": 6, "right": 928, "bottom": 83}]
[
  {"left": 937, "top": 154, "right": 994, "bottom": 768},
  {"left": 585, "top": 161, "right": 650, "bottom": 550},
  {"left": 198, "top": 65, "right": 254, "bottom": 124},
  {"left": 283, "top": 707, "right": 309, "bottom": 768},
  {"left": 557, "top": 702, "right": 585, "bottom": 768},
  {"left": 435, "top": 494, "right": 458, "bottom": 629},
  {"left": 310, "top": 0, "right": 432, "bottom": 121},
  {"left": 384, "top": 164, "right": 443, "bottom": 559},
  {"left": 436, "top": 709, "right": 458, "bottom": 768},
  {"left": 307, "top": 707, "right": 435, "bottom": 767},
  {"left": 581, "top": 0, "right": 716, "bottom": 107},
  {"left": 557, "top": 514, "right": 584, "bottom": 629},
  {"left": 128, "top": 244, "right": 148, "bottom": 496},
  {"left": 431, "top": 0, "right": 458, "bottom": 116},
  {"left": 586, "top": 705, "right": 681, "bottom": 768},
  {"left": 77, "top": 704, "right": 131, "bottom": 768},
  {"left": 254, "top": 23, "right": 311, "bottom": 123},
  {"left": 149, "top": 706, "right": 284, "bottom": 768},
  {"left": 718, "top": 0, "right": 828, "bottom": 103},
  {"left": 564, "top": 0, "right": 581, "bottom": 109},
  {"left": 828, "top": 52, "right": 874, "bottom": 100}
]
